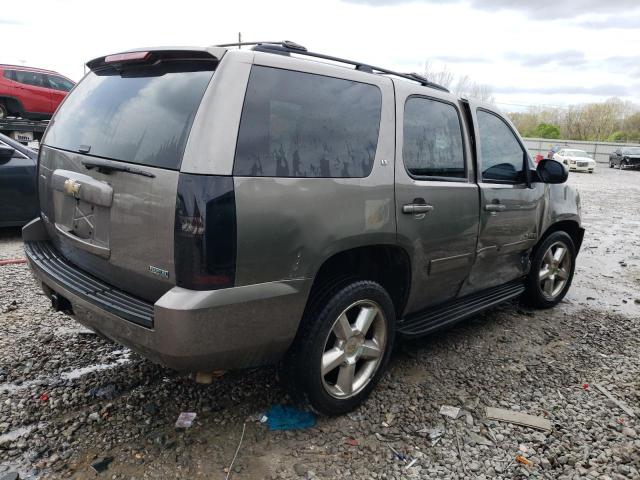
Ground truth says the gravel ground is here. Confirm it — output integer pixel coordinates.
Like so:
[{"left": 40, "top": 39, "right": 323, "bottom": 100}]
[{"left": 0, "top": 167, "right": 639, "bottom": 479}]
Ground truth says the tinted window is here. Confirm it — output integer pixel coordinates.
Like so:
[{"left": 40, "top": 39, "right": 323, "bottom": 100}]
[
  {"left": 44, "top": 61, "right": 215, "bottom": 170},
  {"left": 47, "top": 75, "right": 74, "bottom": 92},
  {"left": 477, "top": 110, "right": 525, "bottom": 183},
  {"left": 14, "top": 71, "right": 45, "bottom": 87},
  {"left": 234, "top": 66, "right": 382, "bottom": 178},
  {"left": 403, "top": 97, "right": 465, "bottom": 179}
]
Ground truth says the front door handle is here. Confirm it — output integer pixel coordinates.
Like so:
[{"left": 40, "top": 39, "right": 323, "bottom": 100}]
[
  {"left": 485, "top": 203, "right": 506, "bottom": 212},
  {"left": 402, "top": 204, "right": 434, "bottom": 214}
]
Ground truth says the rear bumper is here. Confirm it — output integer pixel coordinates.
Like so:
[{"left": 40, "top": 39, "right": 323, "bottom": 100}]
[{"left": 23, "top": 218, "right": 311, "bottom": 372}]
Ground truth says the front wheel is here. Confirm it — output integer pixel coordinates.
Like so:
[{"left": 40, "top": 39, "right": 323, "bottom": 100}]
[
  {"left": 283, "top": 280, "right": 396, "bottom": 415},
  {"left": 523, "top": 231, "right": 576, "bottom": 308}
]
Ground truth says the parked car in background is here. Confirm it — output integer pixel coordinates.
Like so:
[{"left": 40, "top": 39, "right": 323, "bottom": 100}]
[
  {"left": 0, "top": 65, "right": 75, "bottom": 120},
  {"left": 24, "top": 42, "right": 583, "bottom": 415},
  {"left": 0, "top": 132, "right": 38, "bottom": 226},
  {"left": 609, "top": 146, "right": 640, "bottom": 170},
  {"left": 553, "top": 149, "right": 596, "bottom": 173}
]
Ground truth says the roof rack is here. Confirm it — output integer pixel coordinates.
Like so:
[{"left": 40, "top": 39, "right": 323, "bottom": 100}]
[{"left": 215, "top": 40, "right": 450, "bottom": 92}]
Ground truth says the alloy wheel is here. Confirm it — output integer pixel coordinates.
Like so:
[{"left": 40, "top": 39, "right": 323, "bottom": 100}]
[
  {"left": 321, "top": 300, "right": 387, "bottom": 399},
  {"left": 539, "top": 241, "right": 572, "bottom": 300}
]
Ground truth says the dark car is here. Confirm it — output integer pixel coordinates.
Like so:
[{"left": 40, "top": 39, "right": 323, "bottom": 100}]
[
  {"left": 0, "top": 65, "right": 75, "bottom": 120},
  {"left": 609, "top": 146, "right": 640, "bottom": 170},
  {"left": 0, "top": 132, "right": 38, "bottom": 226}
]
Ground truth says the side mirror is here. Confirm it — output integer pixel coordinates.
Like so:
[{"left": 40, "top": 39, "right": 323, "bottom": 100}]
[
  {"left": 0, "top": 145, "right": 15, "bottom": 163},
  {"left": 536, "top": 159, "right": 568, "bottom": 184}
]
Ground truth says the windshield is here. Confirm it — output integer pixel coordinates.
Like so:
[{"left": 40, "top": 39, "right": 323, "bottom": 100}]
[
  {"left": 565, "top": 150, "right": 589, "bottom": 157},
  {"left": 44, "top": 60, "right": 215, "bottom": 170},
  {"left": 622, "top": 147, "right": 640, "bottom": 155}
]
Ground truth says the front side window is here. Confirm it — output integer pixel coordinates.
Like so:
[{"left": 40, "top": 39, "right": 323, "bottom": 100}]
[
  {"left": 234, "top": 66, "right": 382, "bottom": 178},
  {"left": 477, "top": 110, "right": 526, "bottom": 183},
  {"left": 403, "top": 96, "right": 465, "bottom": 179},
  {"left": 47, "top": 75, "right": 74, "bottom": 92},
  {"left": 14, "top": 71, "right": 45, "bottom": 87}
]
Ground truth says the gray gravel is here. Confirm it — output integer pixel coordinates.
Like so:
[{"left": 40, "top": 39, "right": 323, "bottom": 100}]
[{"left": 0, "top": 167, "right": 639, "bottom": 479}]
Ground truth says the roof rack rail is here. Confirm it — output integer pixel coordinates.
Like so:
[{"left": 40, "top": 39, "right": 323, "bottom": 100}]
[{"left": 215, "top": 40, "right": 450, "bottom": 92}]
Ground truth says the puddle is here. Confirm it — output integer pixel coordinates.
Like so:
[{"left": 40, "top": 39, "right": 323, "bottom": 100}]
[
  {"left": 0, "top": 350, "right": 131, "bottom": 394},
  {"left": 0, "top": 424, "right": 37, "bottom": 444},
  {"left": 61, "top": 352, "right": 131, "bottom": 381}
]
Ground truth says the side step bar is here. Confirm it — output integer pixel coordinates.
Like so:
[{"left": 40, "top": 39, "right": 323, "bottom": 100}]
[{"left": 398, "top": 280, "right": 525, "bottom": 337}]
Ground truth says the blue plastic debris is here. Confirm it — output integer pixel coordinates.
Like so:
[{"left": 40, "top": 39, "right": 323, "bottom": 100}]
[{"left": 264, "top": 404, "right": 316, "bottom": 431}]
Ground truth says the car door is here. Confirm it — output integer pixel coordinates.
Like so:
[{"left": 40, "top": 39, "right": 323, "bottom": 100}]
[
  {"left": 0, "top": 140, "right": 37, "bottom": 224},
  {"left": 395, "top": 82, "right": 479, "bottom": 314},
  {"left": 460, "top": 104, "right": 545, "bottom": 295},
  {"left": 13, "top": 71, "right": 52, "bottom": 115},
  {"left": 45, "top": 74, "right": 74, "bottom": 112}
]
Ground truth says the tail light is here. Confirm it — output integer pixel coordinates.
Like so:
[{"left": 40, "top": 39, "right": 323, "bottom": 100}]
[{"left": 174, "top": 174, "right": 236, "bottom": 290}]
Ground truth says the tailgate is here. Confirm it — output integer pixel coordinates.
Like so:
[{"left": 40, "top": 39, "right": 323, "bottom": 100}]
[{"left": 38, "top": 49, "right": 217, "bottom": 302}]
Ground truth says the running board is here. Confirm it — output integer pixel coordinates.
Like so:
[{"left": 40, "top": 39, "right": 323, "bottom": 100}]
[{"left": 398, "top": 280, "right": 525, "bottom": 337}]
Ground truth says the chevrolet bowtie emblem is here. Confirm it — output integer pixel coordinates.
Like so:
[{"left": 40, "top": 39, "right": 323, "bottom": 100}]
[{"left": 63, "top": 179, "right": 81, "bottom": 197}]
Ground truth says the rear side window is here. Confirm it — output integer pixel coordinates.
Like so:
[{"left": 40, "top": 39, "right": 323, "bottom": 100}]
[
  {"left": 477, "top": 110, "right": 526, "bottom": 183},
  {"left": 44, "top": 61, "right": 215, "bottom": 170},
  {"left": 47, "top": 75, "right": 74, "bottom": 92},
  {"left": 403, "top": 96, "right": 466, "bottom": 179},
  {"left": 234, "top": 66, "right": 382, "bottom": 178},
  {"left": 14, "top": 71, "right": 46, "bottom": 87}
]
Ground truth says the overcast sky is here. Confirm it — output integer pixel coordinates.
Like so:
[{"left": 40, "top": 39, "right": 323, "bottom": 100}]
[{"left": 2, "top": 0, "right": 639, "bottom": 111}]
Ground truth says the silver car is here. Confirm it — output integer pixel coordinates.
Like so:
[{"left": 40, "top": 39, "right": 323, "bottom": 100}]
[{"left": 24, "top": 41, "right": 583, "bottom": 415}]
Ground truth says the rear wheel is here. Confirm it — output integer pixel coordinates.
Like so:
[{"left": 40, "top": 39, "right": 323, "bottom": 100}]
[
  {"left": 0, "top": 102, "right": 7, "bottom": 119},
  {"left": 283, "top": 280, "right": 396, "bottom": 415},
  {"left": 523, "top": 231, "right": 576, "bottom": 308},
  {"left": 609, "top": 160, "right": 614, "bottom": 168}
]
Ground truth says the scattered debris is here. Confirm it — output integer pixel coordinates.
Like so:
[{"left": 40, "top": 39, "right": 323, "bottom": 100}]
[
  {"left": 593, "top": 383, "right": 636, "bottom": 417},
  {"left": 404, "top": 458, "right": 418, "bottom": 470},
  {"left": 439, "top": 405, "right": 461, "bottom": 419},
  {"left": 0, "top": 258, "right": 27, "bottom": 266},
  {"left": 264, "top": 405, "right": 316, "bottom": 431},
  {"left": 515, "top": 455, "right": 533, "bottom": 467},
  {"left": 582, "top": 383, "right": 590, "bottom": 390},
  {"left": 89, "top": 383, "right": 118, "bottom": 400},
  {"left": 90, "top": 457, "right": 113, "bottom": 473},
  {"left": 39, "top": 393, "right": 49, "bottom": 402},
  {"left": 345, "top": 437, "right": 359, "bottom": 446},
  {"left": 468, "top": 431, "right": 494, "bottom": 446},
  {"left": 224, "top": 423, "right": 246, "bottom": 480},
  {"left": 0, "top": 473, "right": 19, "bottom": 480},
  {"left": 175, "top": 412, "right": 197, "bottom": 429},
  {"left": 485, "top": 407, "right": 552, "bottom": 432},
  {"left": 454, "top": 426, "right": 468, "bottom": 476}
]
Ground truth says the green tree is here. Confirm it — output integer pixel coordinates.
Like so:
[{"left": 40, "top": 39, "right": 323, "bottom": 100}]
[{"left": 533, "top": 123, "right": 561, "bottom": 139}]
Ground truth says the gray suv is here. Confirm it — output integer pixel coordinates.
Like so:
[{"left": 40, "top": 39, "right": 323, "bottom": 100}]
[{"left": 24, "top": 42, "right": 583, "bottom": 415}]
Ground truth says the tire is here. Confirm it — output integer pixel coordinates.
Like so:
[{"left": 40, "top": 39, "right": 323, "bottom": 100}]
[
  {"left": 523, "top": 231, "right": 576, "bottom": 309},
  {"left": 620, "top": 160, "right": 628, "bottom": 170},
  {"left": 0, "top": 102, "right": 7, "bottom": 119},
  {"left": 283, "top": 280, "right": 396, "bottom": 415},
  {"left": 609, "top": 161, "right": 614, "bottom": 168}
]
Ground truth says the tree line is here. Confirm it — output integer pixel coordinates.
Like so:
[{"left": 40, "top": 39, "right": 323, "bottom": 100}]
[{"left": 509, "top": 98, "right": 640, "bottom": 143}]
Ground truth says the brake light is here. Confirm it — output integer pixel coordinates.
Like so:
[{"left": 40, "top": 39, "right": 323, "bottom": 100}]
[
  {"left": 104, "top": 51, "right": 151, "bottom": 63},
  {"left": 174, "top": 174, "right": 236, "bottom": 290}
]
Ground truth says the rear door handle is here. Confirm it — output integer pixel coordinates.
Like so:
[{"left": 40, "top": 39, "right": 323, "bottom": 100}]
[
  {"left": 402, "top": 204, "right": 434, "bottom": 214},
  {"left": 485, "top": 204, "right": 506, "bottom": 212}
]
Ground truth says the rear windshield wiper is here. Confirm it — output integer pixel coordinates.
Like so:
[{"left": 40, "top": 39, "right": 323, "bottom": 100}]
[{"left": 82, "top": 160, "right": 155, "bottom": 178}]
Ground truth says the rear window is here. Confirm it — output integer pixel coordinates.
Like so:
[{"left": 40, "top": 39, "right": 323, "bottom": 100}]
[
  {"left": 233, "top": 66, "right": 382, "bottom": 178},
  {"left": 44, "top": 60, "right": 215, "bottom": 170}
]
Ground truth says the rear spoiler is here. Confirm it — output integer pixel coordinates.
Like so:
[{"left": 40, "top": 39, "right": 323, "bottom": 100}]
[{"left": 86, "top": 49, "right": 219, "bottom": 72}]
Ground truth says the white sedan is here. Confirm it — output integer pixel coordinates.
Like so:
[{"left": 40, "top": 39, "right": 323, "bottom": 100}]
[{"left": 553, "top": 149, "right": 596, "bottom": 173}]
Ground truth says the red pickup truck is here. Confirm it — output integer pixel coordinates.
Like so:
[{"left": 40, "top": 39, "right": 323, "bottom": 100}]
[{"left": 0, "top": 64, "right": 75, "bottom": 120}]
